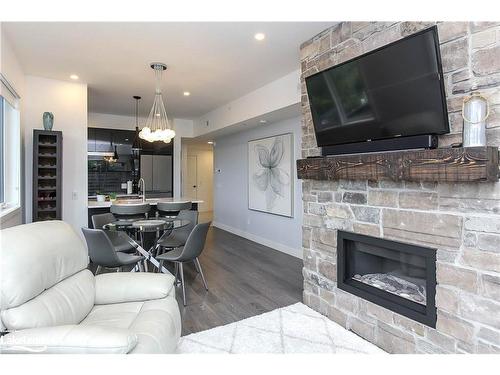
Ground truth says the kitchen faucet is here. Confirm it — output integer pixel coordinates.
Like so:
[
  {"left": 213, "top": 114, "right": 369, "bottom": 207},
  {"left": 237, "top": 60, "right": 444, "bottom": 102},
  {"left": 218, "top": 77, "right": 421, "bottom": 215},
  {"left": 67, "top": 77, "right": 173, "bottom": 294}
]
[{"left": 138, "top": 178, "right": 146, "bottom": 202}]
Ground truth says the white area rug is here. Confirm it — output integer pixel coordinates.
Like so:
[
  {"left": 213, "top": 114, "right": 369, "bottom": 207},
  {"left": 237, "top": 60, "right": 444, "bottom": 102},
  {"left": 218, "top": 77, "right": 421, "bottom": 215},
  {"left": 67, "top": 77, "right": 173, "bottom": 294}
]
[{"left": 176, "top": 302, "right": 386, "bottom": 354}]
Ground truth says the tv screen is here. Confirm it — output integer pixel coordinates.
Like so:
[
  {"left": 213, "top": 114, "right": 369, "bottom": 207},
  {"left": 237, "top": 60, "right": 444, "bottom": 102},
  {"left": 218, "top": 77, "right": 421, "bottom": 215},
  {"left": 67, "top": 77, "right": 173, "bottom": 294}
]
[{"left": 305, "top": 26, "right": 449, "bottom": 148}]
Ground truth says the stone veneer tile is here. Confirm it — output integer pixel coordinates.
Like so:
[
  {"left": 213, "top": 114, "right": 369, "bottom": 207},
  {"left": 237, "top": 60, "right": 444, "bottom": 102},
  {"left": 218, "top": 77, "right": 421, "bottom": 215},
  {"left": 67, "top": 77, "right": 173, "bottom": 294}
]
[
  {"left": 460, "top": 247, "right": 500, "bottom": 273},
  {"left": 399, "top": 191, "right": 438, "bottom": 210},
  {"left": 436, "top": 263, "right": 478, "bottom": 293},
  {"left": 382, "top": 209, "right": 463, "bottom": 248},
  {"left": 465, "top": 216, "right": 500, "bottom": 233},
  {"left": 342, "top": 192, "right": 367, "bottom": 205},
  {"left": 435, "top": 285, "right": 460, "bottom": 314},
  {"left": 352, "top": 222, "right": 380, "bottom": 237},
  {"left": 318, "top": 258, "right": 336, "bottom": 281},
  {"left": 350, "top": 206, "right": 380, "bottom": 224},
  {"left": 436, "top": 311, "right": 475, "bottom": 342},
  {"left": 348, "top": 317, "right": 376, "bottom": 342},
  {"left": 416, "top": 339, "right": 451, "bottom": 353},
  {"left": 424, "top": 328, "right": 457, "bottom": 352},
  {"left": 480, "top": 274, "right": 500, "bottom": 300},
  {"left": 437, "top": 22, "right": 469, "bottom": 43},
  {"left": 325, "top": 203, "right": 352, "bottom": 219},
  {"left": 367, "top": 190, "right": 398, "bottom": 207},
  {"left": 460, "top": 294, "right": 500, "bottom": 329},
  {"left": 375, "top": 322, "right": 416, "bottom": 354},
  {"left": 440, "top": 37, "right": 469, "bottom": 73},
  {"left": 477, "top": 233, "right": 500, "bottom": 253}
]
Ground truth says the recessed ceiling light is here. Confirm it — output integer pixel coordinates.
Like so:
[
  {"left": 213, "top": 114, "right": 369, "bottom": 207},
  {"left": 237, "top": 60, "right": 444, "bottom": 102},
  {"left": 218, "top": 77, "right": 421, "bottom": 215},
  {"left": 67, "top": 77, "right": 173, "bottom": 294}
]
[
  {"left": 70, "top": 74, "right": 79, "bottom": 80},
  {"left": 183, "top": 91, "right": 191, "bottom": 96},
  {"left": 207, "top": 141, "right": 214, "bottom": 145},
  {"left": 259, "top": 119, "right": 267, "bottom": 124},
  {"left": 254, "top": 33, "right": 266, "bottom": 41}
]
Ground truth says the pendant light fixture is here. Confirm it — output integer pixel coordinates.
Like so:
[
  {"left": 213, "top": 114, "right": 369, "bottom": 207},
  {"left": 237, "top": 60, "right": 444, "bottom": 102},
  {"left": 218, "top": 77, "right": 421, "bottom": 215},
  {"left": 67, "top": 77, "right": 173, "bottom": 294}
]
[
  {"left": 112, "top": 145, "right": 119, "bottom": 162},
  {"left": 139, "top": 62, "right": 176, "bottom": 143},
  {"left": 131, "top": 95, "right": 142, "bottom": 155}
]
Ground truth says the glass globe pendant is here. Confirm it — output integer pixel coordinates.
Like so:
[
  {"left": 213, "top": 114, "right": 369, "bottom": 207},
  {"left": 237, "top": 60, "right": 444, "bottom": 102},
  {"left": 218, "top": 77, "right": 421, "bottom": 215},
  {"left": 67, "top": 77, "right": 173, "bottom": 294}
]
[{"left": 139, "top": 62, "right": 176, "bottom": 143}]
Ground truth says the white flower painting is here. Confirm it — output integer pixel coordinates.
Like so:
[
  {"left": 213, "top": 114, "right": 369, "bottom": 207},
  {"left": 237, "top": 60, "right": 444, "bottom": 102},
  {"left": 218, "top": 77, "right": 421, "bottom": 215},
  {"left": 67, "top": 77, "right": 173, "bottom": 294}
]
[{"left": 248, "top": 133, "right": 293, "bottom": 217}]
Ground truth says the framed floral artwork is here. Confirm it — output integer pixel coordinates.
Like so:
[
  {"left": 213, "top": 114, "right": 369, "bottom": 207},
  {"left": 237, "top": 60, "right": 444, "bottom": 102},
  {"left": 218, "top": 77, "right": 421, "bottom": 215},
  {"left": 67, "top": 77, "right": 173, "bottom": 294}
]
[{"left": 248, "top": 133, "right": 293, "bottom": 217}]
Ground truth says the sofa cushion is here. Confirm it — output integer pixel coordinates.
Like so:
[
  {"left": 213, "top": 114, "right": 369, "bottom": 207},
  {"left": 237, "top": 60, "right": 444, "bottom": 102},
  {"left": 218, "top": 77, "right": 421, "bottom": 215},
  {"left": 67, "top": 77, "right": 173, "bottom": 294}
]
[
  {"left": 1, "top": 270, "right": 95, "bottom": 331},
  {"left": 0, "top": 221, "right": 89, "bottom": 310},
  {"left": 81, "top": 293, "right": 181, "bottom": 354},
  {"left": 0, "top": 324, "right": 137, "bottom": 354},
  {"left": 94, "top": 272, "right": 175, "bottom": 305}
]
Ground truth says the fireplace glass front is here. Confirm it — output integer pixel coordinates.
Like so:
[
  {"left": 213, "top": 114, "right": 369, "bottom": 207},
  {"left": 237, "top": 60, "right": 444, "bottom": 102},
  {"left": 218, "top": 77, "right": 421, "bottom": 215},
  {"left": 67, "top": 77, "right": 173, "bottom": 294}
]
[{"left": 337, "top": 231, "right": 437, "bottom": 327}]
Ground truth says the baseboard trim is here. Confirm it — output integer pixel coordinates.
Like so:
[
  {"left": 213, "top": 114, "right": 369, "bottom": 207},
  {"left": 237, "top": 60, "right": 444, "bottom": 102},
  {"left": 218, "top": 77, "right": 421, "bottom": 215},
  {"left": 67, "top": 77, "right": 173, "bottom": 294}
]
[{"left": 212, "top": 221, "right": 302, "bottom": 259}]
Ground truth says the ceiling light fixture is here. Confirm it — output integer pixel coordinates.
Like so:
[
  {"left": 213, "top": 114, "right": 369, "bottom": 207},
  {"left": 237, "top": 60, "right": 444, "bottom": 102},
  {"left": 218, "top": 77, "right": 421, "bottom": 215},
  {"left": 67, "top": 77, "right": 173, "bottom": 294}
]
[
  {"left": 207, "top": 141, "right": 214, "bottom": 145},
  {"left": 70, "top": 74, "right": 79, "bottom": 80},
  {"left": 259, "top": 119, "right": 267, "bottom": 124},
  {"left": 183, "top": 91, "right": 191, "bottom": 96},
  {"left": 254, "top": 33, "right": 266, "bottom": 41},
  {"left": 139, "top": 63, "right": 175, "bottom": 144}
]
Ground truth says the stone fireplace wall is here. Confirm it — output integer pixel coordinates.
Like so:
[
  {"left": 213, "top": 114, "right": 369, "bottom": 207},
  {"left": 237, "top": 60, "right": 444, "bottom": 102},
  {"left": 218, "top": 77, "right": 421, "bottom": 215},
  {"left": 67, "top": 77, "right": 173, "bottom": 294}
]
[{"left": 300, "top": 22, "right": 500, "bottom": 353}]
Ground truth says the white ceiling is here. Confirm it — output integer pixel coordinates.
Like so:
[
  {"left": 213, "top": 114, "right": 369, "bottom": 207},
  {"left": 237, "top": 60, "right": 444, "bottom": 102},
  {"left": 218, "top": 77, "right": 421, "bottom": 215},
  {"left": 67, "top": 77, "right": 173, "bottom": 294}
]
[{"left": 4, "top": 22, "right": 334, "bottom": 119}]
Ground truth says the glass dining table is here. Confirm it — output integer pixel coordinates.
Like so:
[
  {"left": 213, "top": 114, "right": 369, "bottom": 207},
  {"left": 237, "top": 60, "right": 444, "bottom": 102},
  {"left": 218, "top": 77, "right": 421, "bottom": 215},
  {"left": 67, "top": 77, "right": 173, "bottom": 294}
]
[{"left": 103, "top": 218, "right": 190, "bottom": 273}]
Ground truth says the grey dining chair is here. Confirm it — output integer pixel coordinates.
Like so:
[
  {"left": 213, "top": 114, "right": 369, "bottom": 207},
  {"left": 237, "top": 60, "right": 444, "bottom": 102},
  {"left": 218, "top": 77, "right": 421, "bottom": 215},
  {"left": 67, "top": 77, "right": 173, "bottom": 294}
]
[
  {"left": 82, "top": 228, "right": 144, "bottom": 273},
  {"left": 156, "top": 209, "right": 198, "bottom": 254},
  {"left": 157, "top": 201, "right": 192, "bottom": 218},
  {"left": 157, "top": 221, "right": 211, "bottom": 306},
  {"left": 91, "top": 213, "right": 136, "bottom": 253}
]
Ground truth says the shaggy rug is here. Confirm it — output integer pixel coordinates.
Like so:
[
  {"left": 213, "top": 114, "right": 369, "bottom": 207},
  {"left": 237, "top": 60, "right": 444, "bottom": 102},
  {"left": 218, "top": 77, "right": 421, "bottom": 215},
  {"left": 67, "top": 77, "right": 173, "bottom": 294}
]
[{"left": 176, "top": 302, "right": 386, "bottom": 354}]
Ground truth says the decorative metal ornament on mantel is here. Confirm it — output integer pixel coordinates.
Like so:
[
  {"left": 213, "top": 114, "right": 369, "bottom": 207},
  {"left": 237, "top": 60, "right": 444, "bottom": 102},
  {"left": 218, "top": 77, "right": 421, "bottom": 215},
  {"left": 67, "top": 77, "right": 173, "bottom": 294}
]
[{"left": 139, "top": 63, "right": 176, "bottom": 144}]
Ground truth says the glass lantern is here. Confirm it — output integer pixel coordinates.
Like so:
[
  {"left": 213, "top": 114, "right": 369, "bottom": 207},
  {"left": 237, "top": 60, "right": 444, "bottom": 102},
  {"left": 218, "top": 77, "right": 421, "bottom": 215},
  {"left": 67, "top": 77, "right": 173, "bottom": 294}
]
[{"left": 462, "top": 92, "right": 489, "bottom": 147}]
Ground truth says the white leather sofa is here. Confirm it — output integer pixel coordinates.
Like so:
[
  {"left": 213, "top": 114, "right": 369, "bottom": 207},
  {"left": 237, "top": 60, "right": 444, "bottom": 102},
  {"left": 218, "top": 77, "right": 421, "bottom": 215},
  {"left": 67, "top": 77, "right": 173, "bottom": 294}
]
[{"left": 0, "top": 221, "right": 181, "bottom": 354}]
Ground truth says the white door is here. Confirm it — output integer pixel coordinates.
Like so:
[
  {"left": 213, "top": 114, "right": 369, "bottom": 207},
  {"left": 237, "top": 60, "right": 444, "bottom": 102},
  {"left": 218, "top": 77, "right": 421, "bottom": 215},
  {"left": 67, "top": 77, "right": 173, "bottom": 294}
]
[{"left": 186, "top": 155, "right": 198, "bottom": 199}]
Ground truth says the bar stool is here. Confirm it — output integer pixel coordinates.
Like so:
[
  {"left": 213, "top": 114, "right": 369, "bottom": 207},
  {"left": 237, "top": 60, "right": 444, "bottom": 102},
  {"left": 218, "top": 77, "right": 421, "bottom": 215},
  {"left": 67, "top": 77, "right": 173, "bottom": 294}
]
[
  {"left": 110, "top": 203, "right": 151, "bottom": 219},
  {"left": 157, "top": 201, "right": 192, "bottom": 218}
]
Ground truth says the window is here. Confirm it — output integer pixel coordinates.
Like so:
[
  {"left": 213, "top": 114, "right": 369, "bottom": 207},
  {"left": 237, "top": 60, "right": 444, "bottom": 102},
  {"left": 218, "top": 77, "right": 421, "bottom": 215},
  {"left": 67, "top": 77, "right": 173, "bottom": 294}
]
[
  {"left": 0, "top": 95, "right": 21, "bottom": 212},
  {"left": 0, "top": 96, "right": 4, "bottom": 204}
]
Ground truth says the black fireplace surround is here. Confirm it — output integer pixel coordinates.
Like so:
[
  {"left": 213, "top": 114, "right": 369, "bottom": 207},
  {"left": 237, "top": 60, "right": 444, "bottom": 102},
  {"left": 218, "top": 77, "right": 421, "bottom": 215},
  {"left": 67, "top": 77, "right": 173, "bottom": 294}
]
[{"left": 337, "top": 231, "right": 437, "bottom": 327}]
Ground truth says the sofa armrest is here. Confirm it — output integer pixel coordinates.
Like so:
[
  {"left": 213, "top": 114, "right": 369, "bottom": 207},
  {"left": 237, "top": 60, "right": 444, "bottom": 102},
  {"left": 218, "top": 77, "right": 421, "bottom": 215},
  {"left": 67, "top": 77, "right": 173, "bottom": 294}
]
[
  {"left": 94, "top": 272, "right": 175, "bottom": 305},
  {"left": 0, "top": 325, "right": 137, "bottom": 354}
]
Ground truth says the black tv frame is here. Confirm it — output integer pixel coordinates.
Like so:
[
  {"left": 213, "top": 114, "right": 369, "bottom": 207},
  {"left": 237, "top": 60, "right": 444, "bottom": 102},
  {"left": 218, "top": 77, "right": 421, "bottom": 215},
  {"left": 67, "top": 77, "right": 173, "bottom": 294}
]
[{"left": 305, "top": 26, "right": 450, "bottom": 156}]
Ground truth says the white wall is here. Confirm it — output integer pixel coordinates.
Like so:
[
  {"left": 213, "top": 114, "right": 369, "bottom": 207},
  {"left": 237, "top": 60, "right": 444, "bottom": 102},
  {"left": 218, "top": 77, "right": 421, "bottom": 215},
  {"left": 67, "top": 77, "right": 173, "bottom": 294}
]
[
  {"left": 193, "top": 70, "right": 301, "bottom": 137},
  {"left": 24, "top": 76, "right": 88, "bottom": 232},
  {"left": 213, "top": 116, "right": 303, "bottom": 258},
  {"left": 88, "top": 112, "right": 146, "bottom": 130}
]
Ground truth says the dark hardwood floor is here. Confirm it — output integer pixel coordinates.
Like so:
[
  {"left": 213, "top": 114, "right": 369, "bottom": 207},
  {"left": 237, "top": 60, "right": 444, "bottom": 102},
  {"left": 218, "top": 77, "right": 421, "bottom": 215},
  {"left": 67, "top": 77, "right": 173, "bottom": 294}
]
[{"left": 171, "top": 227, "right": 303, "bottom": 336}]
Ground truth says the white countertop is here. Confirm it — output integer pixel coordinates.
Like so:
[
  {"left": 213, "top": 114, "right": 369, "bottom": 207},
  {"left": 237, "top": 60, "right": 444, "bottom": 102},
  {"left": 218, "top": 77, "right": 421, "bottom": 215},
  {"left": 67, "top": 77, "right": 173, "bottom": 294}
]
[{"left": 88, "top": 197, "right": 203, "bottom": 209}]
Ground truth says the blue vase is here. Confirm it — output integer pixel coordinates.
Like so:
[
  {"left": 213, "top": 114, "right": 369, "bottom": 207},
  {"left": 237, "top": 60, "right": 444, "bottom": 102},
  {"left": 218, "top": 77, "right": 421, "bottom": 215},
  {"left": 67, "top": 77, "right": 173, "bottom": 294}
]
[{"left": 43, "top": 112, "right": 54, "bottom": 131}]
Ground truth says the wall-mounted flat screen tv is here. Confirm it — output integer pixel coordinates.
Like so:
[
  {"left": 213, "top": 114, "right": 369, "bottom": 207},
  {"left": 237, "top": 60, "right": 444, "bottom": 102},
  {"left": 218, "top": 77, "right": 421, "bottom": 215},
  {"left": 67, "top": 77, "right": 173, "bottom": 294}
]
[{"left": 305, "top": 26, "right": 449, "bottom": 150}]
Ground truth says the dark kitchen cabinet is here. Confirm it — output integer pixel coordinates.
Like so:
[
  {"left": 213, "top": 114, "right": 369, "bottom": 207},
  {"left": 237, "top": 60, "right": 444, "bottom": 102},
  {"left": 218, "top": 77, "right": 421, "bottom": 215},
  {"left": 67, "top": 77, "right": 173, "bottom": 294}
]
[
  {"left": 87, "top": 127, "right": 96, "bottom": 152},
  {"left": 95, "top": 128, "right": 113, "bottom": 152},
  {"left": 141, "top": 139, "right": 173, "bottom": 155},
  {"left": 87, "top": 128, "right": 135, "bottom": 154}
]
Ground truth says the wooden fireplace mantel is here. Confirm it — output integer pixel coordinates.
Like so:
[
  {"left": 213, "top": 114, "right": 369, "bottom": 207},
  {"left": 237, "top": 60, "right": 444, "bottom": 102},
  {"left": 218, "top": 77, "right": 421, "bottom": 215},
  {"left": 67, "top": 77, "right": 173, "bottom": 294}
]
[{"left": 296, "top": 147, "right": 500, "bottom": 183}]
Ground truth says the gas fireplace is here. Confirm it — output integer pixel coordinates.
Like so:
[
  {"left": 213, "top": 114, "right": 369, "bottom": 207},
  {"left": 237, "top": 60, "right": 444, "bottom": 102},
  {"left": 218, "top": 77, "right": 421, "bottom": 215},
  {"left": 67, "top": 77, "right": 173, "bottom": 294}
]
[{"left": 337, "top": 231, "right": 437, "bottom": 327}]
